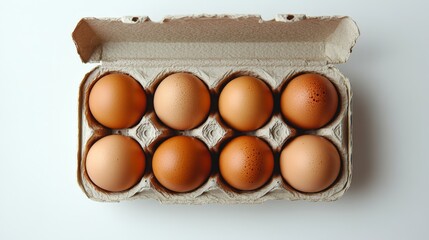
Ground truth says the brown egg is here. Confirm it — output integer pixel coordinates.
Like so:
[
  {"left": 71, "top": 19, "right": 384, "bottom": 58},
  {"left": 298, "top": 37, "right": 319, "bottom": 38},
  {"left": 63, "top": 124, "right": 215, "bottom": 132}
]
[
  {"left": 152, "top": 136, "right": 212, "bottom": 193},
  {"left": 280, "top": 135, "right": 340, "bottom": 193},
  {"left": 219, "top": 136, "right": 274, "bottom": 191},
  {"left": 85, "top": 135, "right": 146, "bottom": 192},
  {"left": 219, "top": 76, "right": 273, "bottom": 131},
  {"left": 88, "top": 73, "right": 147, "bottom": 129},
  {"left": 153, "top": 73, "right": 211, "bottom": 130},
  {"left": 280, "top": 73, "right": 338, "bottom": 129}
]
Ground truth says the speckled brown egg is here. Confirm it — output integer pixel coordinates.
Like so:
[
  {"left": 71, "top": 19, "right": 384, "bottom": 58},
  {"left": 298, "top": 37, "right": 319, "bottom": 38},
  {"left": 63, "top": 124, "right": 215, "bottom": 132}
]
[
  {"left": 219, "top": 76, "right": 273, "bottom": 131},
  {"left": 219, "top": 136, "right": 274, "bottom": 191},
  {"left": 88, "top": 73, "right": 146, "bottom": 129},
  {"left": 280, "top": 73, "right": 338, "bottom": 130},
  {"left": 153, "top": 73, "right": 211, "bottom": 130},
  {"left": 280, "top": 135, "right": 341, "bottom": 193},
  {"left": 85, "top": 135, "right": 146, "bottom": 192},
  {"left": 152, "top": 136, "right": 212, "bottom": 193}
]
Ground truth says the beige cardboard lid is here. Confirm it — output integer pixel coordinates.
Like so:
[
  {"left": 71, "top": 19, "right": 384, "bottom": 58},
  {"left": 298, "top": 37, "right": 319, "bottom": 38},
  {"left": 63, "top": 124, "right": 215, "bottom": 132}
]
[{"left": 72, "top": 14, "right": 359, "bottom": 64}]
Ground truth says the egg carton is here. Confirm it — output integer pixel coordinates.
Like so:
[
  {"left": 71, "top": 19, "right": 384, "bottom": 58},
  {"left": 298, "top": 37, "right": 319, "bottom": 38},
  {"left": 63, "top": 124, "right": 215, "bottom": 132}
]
[{"left": 73, "top": 14, "right": 359, "bottom": 203}]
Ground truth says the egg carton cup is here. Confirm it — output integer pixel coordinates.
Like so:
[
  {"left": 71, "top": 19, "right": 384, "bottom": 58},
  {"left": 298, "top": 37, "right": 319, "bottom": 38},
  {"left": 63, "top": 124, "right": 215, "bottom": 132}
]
[{"left": 74, "top": 14, "right": 359, "bottom": 203}]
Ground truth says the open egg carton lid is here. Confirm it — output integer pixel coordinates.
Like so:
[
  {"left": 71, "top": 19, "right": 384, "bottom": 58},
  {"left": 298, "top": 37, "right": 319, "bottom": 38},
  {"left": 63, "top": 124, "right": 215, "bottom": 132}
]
[{"left": 72, "top": 14, "right": 359, "bottom": 65}]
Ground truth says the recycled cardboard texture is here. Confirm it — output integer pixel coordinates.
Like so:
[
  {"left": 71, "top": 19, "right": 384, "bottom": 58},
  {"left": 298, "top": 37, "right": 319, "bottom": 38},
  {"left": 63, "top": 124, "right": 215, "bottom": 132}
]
[
  {"left": 74, "top": 14, "right": 359, "bottom": 203},
  {"left": 73, "top": 15, "right": 358, "bottom": 63}
]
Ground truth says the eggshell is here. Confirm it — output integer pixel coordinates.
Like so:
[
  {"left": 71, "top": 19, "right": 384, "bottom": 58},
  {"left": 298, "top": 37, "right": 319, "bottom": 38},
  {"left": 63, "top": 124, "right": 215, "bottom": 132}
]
[
  {"left": 153, "top": 73, "right": 211, "bottom": 130},
  {"left": 280, "top": 73, "right": 338, "bottom": 130},
  {"left": 85, "top": 135, "right": 146, "bottom": 192},
  {"left": 88, "top": 73, "right": 147, "bottom": 129},
  {"left": 152, "top": 136, "right": 212, "bottom": 193},
  {"left": 280, "top": 135, "right": 340, "bottom": 193},
  {"left": 219, "top": 76, "right": 273, "bottom": 131},
  {"left": 219, "top": 136, "right": 274, "bottom": 191}
]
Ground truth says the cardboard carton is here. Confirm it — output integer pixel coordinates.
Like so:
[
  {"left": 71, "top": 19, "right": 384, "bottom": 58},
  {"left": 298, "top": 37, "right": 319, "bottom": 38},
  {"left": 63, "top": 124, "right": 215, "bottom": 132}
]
[{"left": 73, "top": 14, "right": 359, "bottom": 203}]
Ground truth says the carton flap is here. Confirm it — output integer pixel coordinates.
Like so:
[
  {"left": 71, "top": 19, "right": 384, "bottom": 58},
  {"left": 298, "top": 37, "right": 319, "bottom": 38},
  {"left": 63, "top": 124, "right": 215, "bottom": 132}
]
[{"left": 72, "top": 14, "right": 359, "bottom": 64}]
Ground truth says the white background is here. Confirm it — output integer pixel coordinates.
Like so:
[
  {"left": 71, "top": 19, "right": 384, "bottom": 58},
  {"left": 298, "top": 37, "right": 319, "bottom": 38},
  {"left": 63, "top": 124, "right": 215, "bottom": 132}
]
[{"left": 1, "top": 0, "right": 428, "bottom": 239}]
